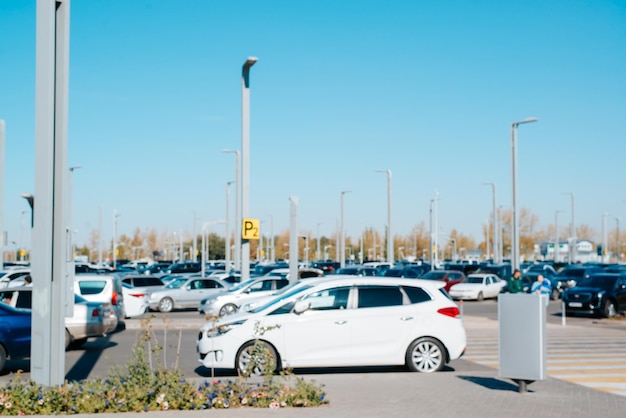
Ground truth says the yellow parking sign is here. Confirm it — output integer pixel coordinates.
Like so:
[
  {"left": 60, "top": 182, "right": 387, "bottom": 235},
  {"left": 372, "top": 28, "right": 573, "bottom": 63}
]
[{"left": 242, "top": 218, "right": 260, "bottom": 240}]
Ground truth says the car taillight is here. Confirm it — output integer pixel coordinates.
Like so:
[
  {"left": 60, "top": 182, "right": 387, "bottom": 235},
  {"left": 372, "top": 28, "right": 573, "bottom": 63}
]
[
  {"left": 111, "top": 291, "right": 118, "bottom": 305},
  {"left": 92, "top": 309, "right": 100, "bottom": 317},
  {"left": 130, "top": 293, "right": 145, "bottom": 298},
  {"left": 437, "top": 307, "right": 460, "bottom": 318}
]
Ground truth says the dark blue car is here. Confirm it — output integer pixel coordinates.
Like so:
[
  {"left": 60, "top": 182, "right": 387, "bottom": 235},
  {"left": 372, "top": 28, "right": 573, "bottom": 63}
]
[{"left": 0, "top": 302, "right": 32, "bottom": 372}]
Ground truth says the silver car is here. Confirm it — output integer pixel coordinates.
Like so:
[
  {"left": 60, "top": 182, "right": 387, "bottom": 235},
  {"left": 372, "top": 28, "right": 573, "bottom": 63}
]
[
  {"left": 198, "top": 276, "right": 290, "bottom": 317},
  {"left": 147, "top": 276, "right": 231, "bottom": 313},
  {"left": 0, "top": 286, "right": 117, "bottom": 349}
]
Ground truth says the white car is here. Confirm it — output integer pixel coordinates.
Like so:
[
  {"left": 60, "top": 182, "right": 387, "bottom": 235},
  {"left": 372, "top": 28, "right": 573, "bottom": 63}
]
[
  {"left": 197, "top": 276, "right": 467, "bottom": 374},
  {"left": 198, "top": 276, "right": 291, "bottom": 317},
  {"left": 448, "top": 273, "right": 506, "bottom": 301},
  {"left": 121, "top": 283, "right": 150, "bottom": 318}
]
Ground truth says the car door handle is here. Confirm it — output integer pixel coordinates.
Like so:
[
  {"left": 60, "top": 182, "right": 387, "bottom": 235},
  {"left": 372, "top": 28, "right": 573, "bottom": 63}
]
[
  {"left": 400, "top": 316, "right": 414, "bottom": 321},
  {"left": 335, "top": 320, "right": 347, "bottom": 325}
]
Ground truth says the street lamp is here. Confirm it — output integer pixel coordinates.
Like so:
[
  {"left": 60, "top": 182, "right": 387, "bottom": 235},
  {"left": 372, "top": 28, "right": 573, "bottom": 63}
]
[
  {"left": 21, "top": 193, "right": 34, "bottom": 228},
  {"left": 429, "top": 198, "right": 434, "bottom": 270},
  {"left": 511, "top": 117, "right": 538, "bottom": 270},
  {"left": 225, "top": 181, "right": 234, "bottom": 272},
  {"left": 613, "top": 216, "right": 620, "bottom": 262},
  {"left": 241, "top": 56, "right": 258, "bottom": 282},
  {"left": 376, "top": 169, "right": 393, "bottom": 263},
  {"left": 201, "top": 220, "right": 225, "bottom": 277},
  {"left": 561, "top": 192, "right": 576, "bottom": 263},
  {"left": 482, "top": 182, "right": 497, "bottom": 263},
  {"left": 113, "top": 209, "right": 120, "bottom": 269},
  {"left": 602, "top": 212, "right": 609, "bottom": 262},
  {"left": 316, "top": 222, "right": 323, "bottom": 262},
  {"left": 554, "top": 210, "right": 564, "bottom": 262},
  {"left": 324, "top": 244, "right": 333, "bottom": 261},
  {"left": 448, "top": 238, "right": 457, "bottom": 262},
  {"left": 340, "top": 190, "right": 351, "bottom": 268},
  {"left": 223, "top": 149, "right": 240, "bottom": 271}
]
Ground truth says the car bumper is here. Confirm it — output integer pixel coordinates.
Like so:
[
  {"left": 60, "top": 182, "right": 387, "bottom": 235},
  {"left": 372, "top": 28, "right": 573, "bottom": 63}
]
[{"left": 196, "top": 334, "right": 235, "bottom": 369}]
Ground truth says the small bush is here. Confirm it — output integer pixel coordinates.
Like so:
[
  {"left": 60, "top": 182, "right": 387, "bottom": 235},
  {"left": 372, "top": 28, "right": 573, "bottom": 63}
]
[{"left": 0, "top": 318, "right": 327, "bottom": 415}]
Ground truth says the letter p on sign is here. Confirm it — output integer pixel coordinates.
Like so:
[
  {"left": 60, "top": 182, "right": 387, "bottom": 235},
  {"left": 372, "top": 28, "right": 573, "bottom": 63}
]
[{"left": 242, "top": 218, "right": 260, "bottom": 240}]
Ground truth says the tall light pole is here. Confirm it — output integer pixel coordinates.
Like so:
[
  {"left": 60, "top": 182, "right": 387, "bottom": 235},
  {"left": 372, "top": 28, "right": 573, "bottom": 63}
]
[
  {"left": 561, "top": 192, "right": 575, "bottom": 263},
  {"left": 511, "top": 117, "right": 538, "bottom": 271},
  {"left": 113, "top": 209, "right": 120, "bottom": 269},
  {"left": 554, "top": 210, "right": 564, "bottom": 262},
  {"left": 613, "top": 216, "right": 620, "bottom": 262},
  {"left": 223, "top": 149, "right": 240, "bottom": 271},
  {"left": 376, "top": 169, "right": 393, "bottom": 263},
  {"left": 0, "top": 120, "right": 4, "bottom": 252},
  {"left": 429, "top": 198, "right": 434, "bottom": 270},
  {"left": 602, "top": 212, "right": 609, "bottom": 262},
  {"left": 316, "top": 222, "right": 322, "bottom": 262},
  {"left": 201, "top": 220, "right": 225, "bottom": 277},
  {"left": 340, "top": 190, "right": 351, "bottom": 268},
  {"left": 241, "top": 56, "right": 257, "bottom": 281},
  {"left": 482, "top": 182, "right": 497, "bottom": 263},
  {"left": 225, "top": 181, "right": 233, "bottom": 272}
]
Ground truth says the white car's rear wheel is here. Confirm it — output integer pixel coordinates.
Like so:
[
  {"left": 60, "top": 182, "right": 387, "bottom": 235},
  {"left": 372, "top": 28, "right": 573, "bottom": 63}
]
[
  {"left": 406, "top": 337, "right": 445, "bottom": 373},
  {"left": 158, "top": 297, "right": 174, "bottom": 313}
]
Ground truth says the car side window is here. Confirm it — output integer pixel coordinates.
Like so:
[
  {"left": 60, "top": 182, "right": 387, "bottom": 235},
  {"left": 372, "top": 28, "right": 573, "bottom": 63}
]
[
  {"left": 303, "top": 287, "right": 350, "bottom": 310},
  {"left": 78, "top": 281, "right": 107, "bottom": 295},
  {"left": 402, "top": 286, "right": 432, "bottom": 304},
  {"left": 357, "top": 285, "right": 403, "bottom": 308}
]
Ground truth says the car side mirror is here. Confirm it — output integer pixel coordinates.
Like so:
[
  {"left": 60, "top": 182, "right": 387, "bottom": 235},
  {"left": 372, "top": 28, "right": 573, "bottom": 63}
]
[{"left": 294, "top": 300, "right": 311, "bottom": 314}]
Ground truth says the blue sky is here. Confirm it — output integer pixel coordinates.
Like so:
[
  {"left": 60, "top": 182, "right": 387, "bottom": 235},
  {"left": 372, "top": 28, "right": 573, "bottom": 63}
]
[{"left": 1, "top": 0, "right": 625, "bottom": 252}]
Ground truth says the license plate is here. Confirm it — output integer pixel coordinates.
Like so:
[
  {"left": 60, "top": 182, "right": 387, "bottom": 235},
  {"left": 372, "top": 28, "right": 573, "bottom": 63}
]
[{"left": 568, "top": 302, "right": 582, "bottom": 308}]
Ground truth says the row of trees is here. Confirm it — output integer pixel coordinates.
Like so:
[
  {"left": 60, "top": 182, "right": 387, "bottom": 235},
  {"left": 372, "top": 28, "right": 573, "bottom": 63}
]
[{"left": 4, "top": 208, "right": 619, "bottom": 264}]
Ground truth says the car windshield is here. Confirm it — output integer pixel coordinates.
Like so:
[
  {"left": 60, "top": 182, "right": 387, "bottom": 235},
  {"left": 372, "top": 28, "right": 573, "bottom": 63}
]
[
  {"left": 559, "top": 269, "right": 586, "bottom": 278},
  {"left": 576, "top": 275, "right": 617, "bottom": 289},
  {"left": 466, "top": 277, "right": 484, "bottom": 284},
  {"left": 166, "top": 278, "right": 188, "bottom": 289},
  {"left": 421, "top": 272, "right": 446, "bottom": 280},
  {"left": 250, "top": 284, "right": 315, "bottom": 313}
]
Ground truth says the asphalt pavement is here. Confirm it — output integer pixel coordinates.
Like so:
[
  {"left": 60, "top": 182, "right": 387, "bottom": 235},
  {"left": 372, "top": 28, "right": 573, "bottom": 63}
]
[{"left": 21, "top": 315, "right": 626, "bottom": 417}]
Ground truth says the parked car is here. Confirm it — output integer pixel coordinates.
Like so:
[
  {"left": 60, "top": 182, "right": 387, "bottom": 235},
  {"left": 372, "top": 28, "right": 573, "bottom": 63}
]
[
  {"left": 198, "top": 276, "right": 291, "bottom": 317},
  {"left": 0, "top": 269, "right": 31, "bottom": 289},
  {"left": 0, "top": 286, "right": 117, "bottom": 348},
  {"left": 263, "top": 268, "right": 325, "bottom": 280},
  {"left": 448, "top": 273, "right": 506, "bottom": 301},
  {"left": 556, "top": 266, "right": 605, "bottom": 290},
  {"left": 250, "top": 263, "right": 288, "bottom": 277},
  {"left": 0, "top": 302, "right": 31, "bottom": 372},
  {"left": 383, "top": 266, "right": 422, "bottom": 278},
  {"left": 121, "top": 283, "right": 150, "bottom": 318},
  {"left": 147, "top": 276, "right": 231, "bottom": 313},
  {"left": 562, "top": 273, "right": 626, "bottom": 318},
  {"left": 74, "top": 274, "right": 125, "bottom": 324},
  {"left": 196, "top": 276, "right": 467, "bottom": 375},
  {"left": 165, "top": 262, "right": 202, "bottom": 274},
  {"left": 419, "top": 270, "right": 466, "bottom": 292}
]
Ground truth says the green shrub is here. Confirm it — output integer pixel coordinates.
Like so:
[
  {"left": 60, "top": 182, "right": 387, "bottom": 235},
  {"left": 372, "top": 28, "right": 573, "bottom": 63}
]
[{"left": 0, "top": 317, "right": 327, "bottom": 415}]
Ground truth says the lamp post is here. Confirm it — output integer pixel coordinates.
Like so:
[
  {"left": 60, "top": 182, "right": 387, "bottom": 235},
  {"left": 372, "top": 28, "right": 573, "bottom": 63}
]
[
  {"left": 225, "top": 181, "right": 233, "bottom": 272},
  {"left": 375, "top": 169, "right": 393, "bottom": 263},
  {"left": 223, "top": 149, "right": 240, "bottom": 271},
  {"left": 511, "top": 117, "right": 538, "bottom": 271},
  {"left": 324, "top": 244, "right": 332, "bottom": 260},
  {"left": 602, "top": 212, "right": 609, "bottom": 262},
  {"left": 429, "top": 198, "right": 434, "bottom": 270},
  {"left": 113, "top": 209, "right": 120, "bottom": 269},
  {"left": 20, "top": 211, "right": 27, "bottom": 260},
  {"left": 561, "top": 192, "right": 576, "bottom": 263},
  {"left": 201, "top": 220, "right": 225, "bottom": 277},
  {"left": 448, "top": 238, "right": 457, "bottom": 262},
  {"left": 340, "top": 190, "right": 351, "bottom": 268},
  {"left": 316, "top": 222, "right": 322, "bottom": 262},
  {"left": 554, "top": 210, "right": 564, "bottom": 262},
  {"left": 482, "top": 182, "right": 497, "bottom": 263},
  {"left": 614, "top": 216, "right": 620, "bottom": 262},
  {"left": 241, "top": 56, "right": 258, "bottom": 282}
]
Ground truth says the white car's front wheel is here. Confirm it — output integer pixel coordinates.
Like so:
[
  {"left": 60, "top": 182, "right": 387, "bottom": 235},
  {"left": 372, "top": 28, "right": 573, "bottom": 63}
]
[
  {"left": 406, "top": 337, "right": 445, "bottom": 373},
  {"left": 236, "top": 341, "right": 278, "bottom": 376}
]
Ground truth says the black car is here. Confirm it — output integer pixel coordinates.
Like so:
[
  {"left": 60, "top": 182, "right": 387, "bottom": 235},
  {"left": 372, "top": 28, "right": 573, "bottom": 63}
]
[
  {"left": 166, "top": 262, "right": 201, "bottom": 274},
  {"left": 555, "top": 266, "right": 605, "bottom": 290},
  {"left": 562, "top": 273, "right": 626, "bottom": 318}
]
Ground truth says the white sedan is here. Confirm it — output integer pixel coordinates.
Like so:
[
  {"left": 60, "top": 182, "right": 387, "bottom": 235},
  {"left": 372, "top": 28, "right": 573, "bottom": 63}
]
[{"left": 448, "top": 273, "right": 506, "bottom": 301}]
